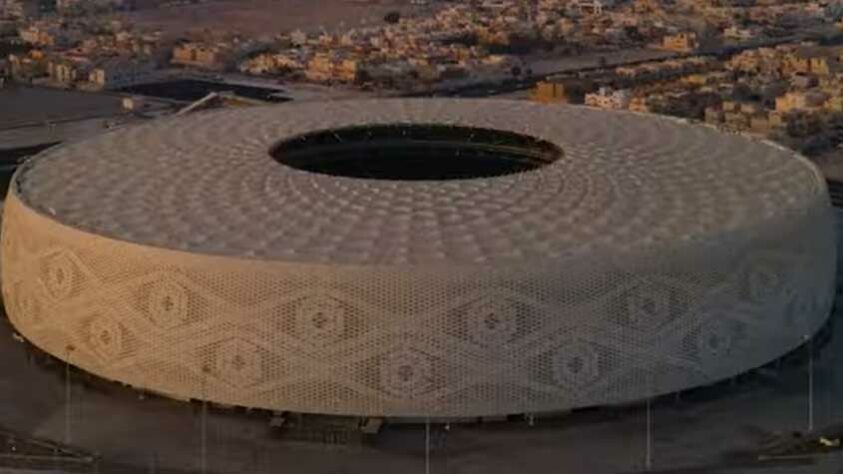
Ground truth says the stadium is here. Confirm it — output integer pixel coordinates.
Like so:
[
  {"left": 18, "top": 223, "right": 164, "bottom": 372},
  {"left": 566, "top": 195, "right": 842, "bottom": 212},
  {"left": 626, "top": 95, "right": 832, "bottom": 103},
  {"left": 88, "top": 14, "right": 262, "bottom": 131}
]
[{"left": 0, "top": 99, "right": 836, "bottom": 419}]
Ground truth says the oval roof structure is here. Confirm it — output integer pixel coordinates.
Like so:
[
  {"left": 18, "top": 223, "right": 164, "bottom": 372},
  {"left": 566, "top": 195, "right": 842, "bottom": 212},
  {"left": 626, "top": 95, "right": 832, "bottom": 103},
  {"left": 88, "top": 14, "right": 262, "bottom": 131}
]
[{"left": 14, "top": 99, "right": 826, "bottom": 265}]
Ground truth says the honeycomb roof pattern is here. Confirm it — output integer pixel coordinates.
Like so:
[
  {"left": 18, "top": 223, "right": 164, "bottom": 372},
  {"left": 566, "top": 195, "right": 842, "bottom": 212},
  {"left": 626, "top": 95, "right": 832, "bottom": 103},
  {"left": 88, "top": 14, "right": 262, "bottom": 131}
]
[
  {"left": 13, "top": 99, "right": 825, "bottom": 265},
  {"left": 1, "top": 100, "right": 836, "bottom": 418}
]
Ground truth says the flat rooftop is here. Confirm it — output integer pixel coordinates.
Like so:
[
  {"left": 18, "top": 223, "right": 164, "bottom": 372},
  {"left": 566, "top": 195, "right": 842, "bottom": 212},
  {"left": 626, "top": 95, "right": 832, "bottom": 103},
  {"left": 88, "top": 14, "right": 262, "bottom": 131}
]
[
  {"left": 0, "top": 85, "right": 126, "bottom": 131},
  {"left": 119, "top": 79, "right": 292, "bottom": 103},
  {"left": 0, "top": 85, "right": 173, "bottom": 150}
]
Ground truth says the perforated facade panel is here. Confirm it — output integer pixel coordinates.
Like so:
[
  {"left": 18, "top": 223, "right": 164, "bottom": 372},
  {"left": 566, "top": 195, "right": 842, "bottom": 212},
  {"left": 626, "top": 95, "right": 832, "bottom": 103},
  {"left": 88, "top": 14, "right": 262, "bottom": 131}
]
[{"left": 0, "top": 100, "right": 836, "bottom": 417}]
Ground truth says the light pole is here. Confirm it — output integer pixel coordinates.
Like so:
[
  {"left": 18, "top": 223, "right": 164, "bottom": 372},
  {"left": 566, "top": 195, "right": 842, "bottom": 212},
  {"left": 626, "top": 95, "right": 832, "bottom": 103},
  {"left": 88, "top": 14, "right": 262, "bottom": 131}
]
[
  {"left": 806, "top": 334, "right": 814, "bottom": 432},
  {"left": 424, "top": 417, "right": 430, "bottom": 474},
  {"left": 200, "top": 364, "right": 209, "bottom": 474},
  {"left": 645, "top": 397, "right": 652, "bottom": 471},
  {"left": 64, "top": 344, "right": 75, "bottom": 445},
  {"left": 644, "top": 374, "right": 653, "bottom": 472}
]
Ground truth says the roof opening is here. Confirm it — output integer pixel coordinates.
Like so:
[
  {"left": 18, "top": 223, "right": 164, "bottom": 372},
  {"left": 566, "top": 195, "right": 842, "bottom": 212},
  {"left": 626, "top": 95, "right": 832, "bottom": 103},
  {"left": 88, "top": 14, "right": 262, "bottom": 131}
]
[{"left": 270, "top": 124, "right": 562, "bottom": 181}]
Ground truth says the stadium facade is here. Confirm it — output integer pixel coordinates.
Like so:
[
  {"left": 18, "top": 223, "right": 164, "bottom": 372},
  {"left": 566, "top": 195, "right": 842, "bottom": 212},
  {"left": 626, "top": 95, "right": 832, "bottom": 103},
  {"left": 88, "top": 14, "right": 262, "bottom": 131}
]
[{"left": 0, "top": 99, "right": 836, "bottom": 418}]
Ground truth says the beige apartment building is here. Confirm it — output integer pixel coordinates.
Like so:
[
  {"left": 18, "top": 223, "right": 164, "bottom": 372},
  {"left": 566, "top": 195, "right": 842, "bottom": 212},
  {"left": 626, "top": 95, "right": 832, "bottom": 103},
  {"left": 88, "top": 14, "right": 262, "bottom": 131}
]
[
  {"left": 661, "top": 32, "right": 698, "bottom": 53},
  {"left": 172, "top": 43, "right": 232, "bottom": 71}
]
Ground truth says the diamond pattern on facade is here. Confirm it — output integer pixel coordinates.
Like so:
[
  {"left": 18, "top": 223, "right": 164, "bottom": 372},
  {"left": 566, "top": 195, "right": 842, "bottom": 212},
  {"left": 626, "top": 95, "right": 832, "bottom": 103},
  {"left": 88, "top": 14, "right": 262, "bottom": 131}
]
[{"left": 1, "top": 100, "right": 836, "bottom": 417}]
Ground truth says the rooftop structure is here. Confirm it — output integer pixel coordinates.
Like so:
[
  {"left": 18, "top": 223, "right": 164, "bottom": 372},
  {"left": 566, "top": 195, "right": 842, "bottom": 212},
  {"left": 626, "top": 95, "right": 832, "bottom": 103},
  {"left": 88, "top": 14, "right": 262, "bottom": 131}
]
[{"left": 1, "top": 99, "right": 835, "bottom": 419}]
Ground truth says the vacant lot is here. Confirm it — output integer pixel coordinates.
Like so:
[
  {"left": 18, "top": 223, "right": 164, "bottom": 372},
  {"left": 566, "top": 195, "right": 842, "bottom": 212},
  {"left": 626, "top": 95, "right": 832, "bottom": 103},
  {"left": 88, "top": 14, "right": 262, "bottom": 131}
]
[{"left": 126, "top": 0, "right": 430, "bottom": 36}]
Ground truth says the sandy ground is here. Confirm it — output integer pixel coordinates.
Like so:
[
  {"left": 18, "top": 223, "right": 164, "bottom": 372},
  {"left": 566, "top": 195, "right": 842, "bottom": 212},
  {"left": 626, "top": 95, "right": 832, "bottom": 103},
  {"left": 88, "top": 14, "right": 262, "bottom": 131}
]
[{"left": 125, "top": 0, "right": 431, "bottom": 36}]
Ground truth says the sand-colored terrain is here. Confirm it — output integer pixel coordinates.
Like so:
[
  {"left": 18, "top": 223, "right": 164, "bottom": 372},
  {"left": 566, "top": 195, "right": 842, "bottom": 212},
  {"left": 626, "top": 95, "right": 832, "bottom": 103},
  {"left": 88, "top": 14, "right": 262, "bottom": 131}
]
[{"left": 126, "top": 0, "right": 430, "bottom": 36}]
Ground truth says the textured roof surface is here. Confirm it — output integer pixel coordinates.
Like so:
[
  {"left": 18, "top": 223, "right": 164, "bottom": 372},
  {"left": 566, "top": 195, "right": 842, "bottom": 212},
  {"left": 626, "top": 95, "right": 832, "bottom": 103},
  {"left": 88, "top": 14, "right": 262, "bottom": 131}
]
[
  {"left": 4, "top": 99, "right": 835, "bottom": 418},
  {"left": 14, "top": 99, "right": 825, "bottom": 265}
]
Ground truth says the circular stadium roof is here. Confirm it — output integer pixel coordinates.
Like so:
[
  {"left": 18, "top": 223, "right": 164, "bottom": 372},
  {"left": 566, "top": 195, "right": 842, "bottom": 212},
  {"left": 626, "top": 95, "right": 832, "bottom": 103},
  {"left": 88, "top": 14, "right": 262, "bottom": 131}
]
[
  {"left": 3, "top": 99, "right": 836, "bottom": 418},
  {"left": 13, "top": 99, "right": 825, "bottom": 265}
]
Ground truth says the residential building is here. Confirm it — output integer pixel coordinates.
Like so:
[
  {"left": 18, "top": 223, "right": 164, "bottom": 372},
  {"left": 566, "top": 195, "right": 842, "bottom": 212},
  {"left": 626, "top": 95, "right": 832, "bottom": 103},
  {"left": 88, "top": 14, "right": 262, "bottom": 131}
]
[
  {"left": 4, "top": 0, "right": 39, "bottom": 18},
  {"left": 18, "top": 25, "right": 77, "bottom": 48},
  {"left": 584, "top": 86, "right": 632, "bottom": 109},
  {"left": 46, "top": 57, "right": 89, "bottom": 85},
  {"left": 87, "top": 58, "right": 155, "bottom": 90},
  {"left": 661, "top": 32, "right": 698, "bottom": 53},
  {"left": 704, "top": 106, "right": 725, "bottom": 124},
  {"left": 723, "top": 26, "right": 759, "bottom": 41},
  {"left": 337, "top": 58, "right": 365, "bottom": 82},
  {"left": 628, "top": 96, "right": 650, "bottom": 112},
  {"left": 7, "top": 50, "right": 47, "bottom": 80},
  {"left": 576, "top": 0, "right": 615, "bottom": 15},
  {"left": 530, "top": 81, "right": 570, "bottom": 103},
  {"left": 775, "top": 90, "right": 828, "bottom": 112},
  {"left": 172, "top": 43, "right": 233, "bottom": 71},
  {"left": 305, "top": 53, "right": 335, "bottom": 82}
]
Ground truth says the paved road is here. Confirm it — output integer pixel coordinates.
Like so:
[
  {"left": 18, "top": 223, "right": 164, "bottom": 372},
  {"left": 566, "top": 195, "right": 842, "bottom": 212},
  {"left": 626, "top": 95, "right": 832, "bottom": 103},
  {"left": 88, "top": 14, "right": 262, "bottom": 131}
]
[{"left": 407, "top": 27, "right": 843, "bottom": 100}]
